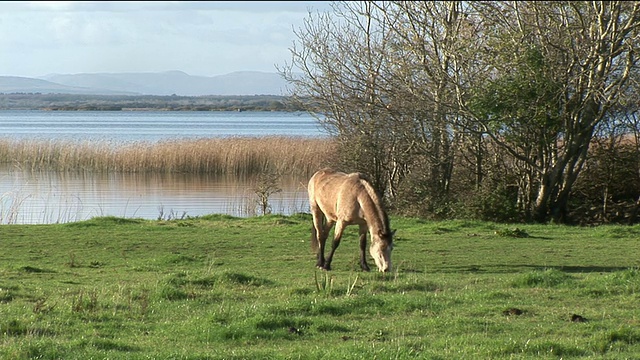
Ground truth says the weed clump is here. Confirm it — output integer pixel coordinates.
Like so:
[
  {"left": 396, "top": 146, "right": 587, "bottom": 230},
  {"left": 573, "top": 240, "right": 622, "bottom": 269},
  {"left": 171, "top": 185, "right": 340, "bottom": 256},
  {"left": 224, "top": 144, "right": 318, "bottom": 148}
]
[{"left": 511, "top": 268, "right": 573, "bottom": 287}]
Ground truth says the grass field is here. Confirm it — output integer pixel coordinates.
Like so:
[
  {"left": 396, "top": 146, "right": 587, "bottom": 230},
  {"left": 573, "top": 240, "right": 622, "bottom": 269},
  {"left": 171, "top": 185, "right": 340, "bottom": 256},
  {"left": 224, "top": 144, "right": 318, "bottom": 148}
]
[{"left": 1, "top": 214, "right": 639, "bottom": 359}]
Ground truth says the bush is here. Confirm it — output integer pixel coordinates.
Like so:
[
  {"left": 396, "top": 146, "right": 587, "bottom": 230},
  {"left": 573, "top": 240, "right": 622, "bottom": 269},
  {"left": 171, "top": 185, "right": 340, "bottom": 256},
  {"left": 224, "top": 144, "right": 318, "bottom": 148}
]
[{"left": 451, "top": 183, "right": 520, "bottom": 223}]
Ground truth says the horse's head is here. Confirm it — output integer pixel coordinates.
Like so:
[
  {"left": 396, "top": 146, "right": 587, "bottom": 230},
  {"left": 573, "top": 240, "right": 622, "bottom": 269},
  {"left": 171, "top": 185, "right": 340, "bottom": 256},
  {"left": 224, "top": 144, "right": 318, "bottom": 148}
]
[{"left": 370, "top": 229, "right": 395, "bottom": 272}]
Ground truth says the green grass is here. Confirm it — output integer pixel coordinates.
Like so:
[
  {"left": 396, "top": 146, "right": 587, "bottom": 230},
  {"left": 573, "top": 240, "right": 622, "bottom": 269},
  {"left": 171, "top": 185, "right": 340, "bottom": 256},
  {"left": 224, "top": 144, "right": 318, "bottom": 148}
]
[{"left": 1, "top": 215, "right": 639, "bottom": 359}]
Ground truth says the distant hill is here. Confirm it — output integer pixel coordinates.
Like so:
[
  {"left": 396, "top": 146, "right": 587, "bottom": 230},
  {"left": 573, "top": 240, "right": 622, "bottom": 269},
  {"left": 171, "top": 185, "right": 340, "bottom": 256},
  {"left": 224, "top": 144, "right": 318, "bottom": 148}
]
[
  {"left": 0, "top": 71, "right": 292, "bottom": 96},
  {"left": 0, "top": 76, "right": 138, "bottom": 95},
  {"left": 38, "top": 71, "right": 292, "bottom": 96}
]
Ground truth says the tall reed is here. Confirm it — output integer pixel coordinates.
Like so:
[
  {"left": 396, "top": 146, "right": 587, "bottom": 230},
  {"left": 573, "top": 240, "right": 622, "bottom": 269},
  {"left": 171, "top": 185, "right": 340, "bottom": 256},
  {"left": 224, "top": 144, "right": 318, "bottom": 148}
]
[{"left": 0, "top": 137, "right": 336, "bottom": 178}]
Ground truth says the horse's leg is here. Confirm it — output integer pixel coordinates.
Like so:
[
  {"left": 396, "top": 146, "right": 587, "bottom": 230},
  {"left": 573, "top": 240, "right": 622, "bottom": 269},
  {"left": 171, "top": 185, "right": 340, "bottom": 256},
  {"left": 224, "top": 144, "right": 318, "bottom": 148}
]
[
  {"left": 318, "top": 219, "right": 335, "bottom": 269},
  {"left": 311, "top": 206, "right": 332, "bottom": 268},
  {"left": 358, "top": 224, "right": 371, "bottom": 272},
  {"left": 323, "top": 220, "right": 345, "bottom": 271},
  {"left": 312, "top": 209, "right": 326, "bottom": 267}
]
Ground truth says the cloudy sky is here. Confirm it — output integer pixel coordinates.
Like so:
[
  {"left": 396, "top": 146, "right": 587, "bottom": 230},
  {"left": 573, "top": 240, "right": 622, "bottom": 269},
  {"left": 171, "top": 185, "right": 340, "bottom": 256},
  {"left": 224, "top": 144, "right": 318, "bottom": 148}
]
[{"left": 0, "top": 1, "right": 332, "bottom": 78}]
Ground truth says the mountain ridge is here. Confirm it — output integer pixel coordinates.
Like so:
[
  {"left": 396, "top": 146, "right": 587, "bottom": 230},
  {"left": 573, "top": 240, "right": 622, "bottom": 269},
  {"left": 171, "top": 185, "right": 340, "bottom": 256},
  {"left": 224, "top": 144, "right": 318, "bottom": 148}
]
[{"left": 0, "top": 71, "right": 291, "bottom": 96}]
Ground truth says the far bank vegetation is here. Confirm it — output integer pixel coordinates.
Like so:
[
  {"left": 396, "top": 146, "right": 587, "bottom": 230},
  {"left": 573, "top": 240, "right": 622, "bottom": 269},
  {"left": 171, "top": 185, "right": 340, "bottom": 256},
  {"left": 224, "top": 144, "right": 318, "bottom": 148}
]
[{"left": 0, "top": 94, "right": 305, "bottom": 112}]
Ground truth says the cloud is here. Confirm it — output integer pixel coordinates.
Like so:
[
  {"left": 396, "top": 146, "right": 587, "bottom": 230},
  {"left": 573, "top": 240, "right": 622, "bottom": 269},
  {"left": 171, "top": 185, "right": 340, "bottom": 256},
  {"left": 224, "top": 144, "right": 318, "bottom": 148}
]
[
  {"left": 15, "top": 1, "right": 330, "bottom": 13},
  {"left": 0, "top": 1, "right": 332, "bottom": 77}
]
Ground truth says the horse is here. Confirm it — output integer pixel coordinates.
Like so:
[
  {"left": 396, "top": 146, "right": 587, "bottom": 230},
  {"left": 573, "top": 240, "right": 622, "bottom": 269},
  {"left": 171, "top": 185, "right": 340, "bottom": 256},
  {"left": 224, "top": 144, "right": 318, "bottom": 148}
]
[{"left": 308, "top": 168, "right": 395, "bottom": 272}]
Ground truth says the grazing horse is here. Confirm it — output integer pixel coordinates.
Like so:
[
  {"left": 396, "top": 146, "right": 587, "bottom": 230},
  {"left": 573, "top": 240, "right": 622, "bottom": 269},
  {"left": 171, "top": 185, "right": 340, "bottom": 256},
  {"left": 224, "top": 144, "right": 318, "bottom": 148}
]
[{"left": 308, "top": 168, "right": 394, "bottom": 272}]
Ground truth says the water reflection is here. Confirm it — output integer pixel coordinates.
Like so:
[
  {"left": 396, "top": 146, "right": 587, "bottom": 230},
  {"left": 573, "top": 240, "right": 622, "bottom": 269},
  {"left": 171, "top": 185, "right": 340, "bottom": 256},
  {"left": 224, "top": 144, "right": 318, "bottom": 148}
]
[{"left": 0, "top": 169, "right": 310, "bottom": 224}]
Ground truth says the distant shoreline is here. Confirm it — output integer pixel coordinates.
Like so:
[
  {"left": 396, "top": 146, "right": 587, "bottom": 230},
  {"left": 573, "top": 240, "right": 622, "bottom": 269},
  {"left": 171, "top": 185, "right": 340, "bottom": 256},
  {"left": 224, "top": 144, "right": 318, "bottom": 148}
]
[{"left": 0, "top": 93, "right": 308, "bottom": 112}]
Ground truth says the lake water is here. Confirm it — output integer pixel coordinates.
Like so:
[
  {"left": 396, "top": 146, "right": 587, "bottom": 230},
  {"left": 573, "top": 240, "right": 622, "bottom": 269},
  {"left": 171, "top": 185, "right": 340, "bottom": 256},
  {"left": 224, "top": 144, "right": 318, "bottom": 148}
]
[
  {"left": 0, "top": 110, "right": 327, "bottom": 224},
  {"left": 0, "top": 110, "right": 325, "bottom": 143}
]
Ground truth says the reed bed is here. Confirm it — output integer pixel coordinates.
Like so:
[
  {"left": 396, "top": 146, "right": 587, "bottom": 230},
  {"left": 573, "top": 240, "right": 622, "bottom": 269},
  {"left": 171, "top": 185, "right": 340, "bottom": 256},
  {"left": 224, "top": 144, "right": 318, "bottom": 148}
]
[{"left": 0, "top": 136, "right": 336, "bottom": 178}]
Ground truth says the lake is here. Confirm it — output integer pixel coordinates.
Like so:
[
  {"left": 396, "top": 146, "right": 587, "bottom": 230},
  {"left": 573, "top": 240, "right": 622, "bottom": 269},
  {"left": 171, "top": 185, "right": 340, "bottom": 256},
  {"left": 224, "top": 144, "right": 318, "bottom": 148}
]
[
  {"left": 0, "top": 110, "right": 325, "bottom": 143},
  {"left": 0, "top": 110, "right": 327, "bottom": 224}
]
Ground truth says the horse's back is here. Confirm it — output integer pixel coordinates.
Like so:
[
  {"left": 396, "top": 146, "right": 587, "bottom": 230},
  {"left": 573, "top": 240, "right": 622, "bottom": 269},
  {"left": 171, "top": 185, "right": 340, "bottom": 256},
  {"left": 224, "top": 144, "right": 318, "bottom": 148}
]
[
  {"left": 309, "top": 168, "right": 362, "bottom": 198},
  {"left": 308, "top": 168, "right": 368, "bottom": 221}
]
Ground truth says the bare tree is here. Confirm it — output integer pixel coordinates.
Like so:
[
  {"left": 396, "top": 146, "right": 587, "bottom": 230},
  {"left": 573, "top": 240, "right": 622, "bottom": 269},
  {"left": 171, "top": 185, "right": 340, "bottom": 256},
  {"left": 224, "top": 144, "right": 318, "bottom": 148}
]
[
  {"left": 370, "top": 1, "right": 466, "bottom": 214},
  {"left": 279, "top": 2, "right": 397, "bottom": 195},
  {"left": 280, "top": 1, "right": 473, "bottom": 214},
  {"left": 459, "top": 1, "right": 640, "bottom": 222}
]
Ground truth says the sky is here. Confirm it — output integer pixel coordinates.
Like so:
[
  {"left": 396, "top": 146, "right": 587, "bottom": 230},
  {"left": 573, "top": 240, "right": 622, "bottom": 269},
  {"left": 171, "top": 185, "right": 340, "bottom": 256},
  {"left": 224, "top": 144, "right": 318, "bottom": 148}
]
[{"left": 0, "top": 1, "right": 333, "bottom": 78}]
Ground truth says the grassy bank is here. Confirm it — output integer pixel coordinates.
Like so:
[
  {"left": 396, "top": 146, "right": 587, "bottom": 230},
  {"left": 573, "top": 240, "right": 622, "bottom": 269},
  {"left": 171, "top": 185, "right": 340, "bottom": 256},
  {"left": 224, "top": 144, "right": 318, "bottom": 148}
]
[
  {"left": 0, "top": 137, "right": 336, "bottom": 177},
  {"left": 1, "top": 215, "right": 639, "bottom": 359}
]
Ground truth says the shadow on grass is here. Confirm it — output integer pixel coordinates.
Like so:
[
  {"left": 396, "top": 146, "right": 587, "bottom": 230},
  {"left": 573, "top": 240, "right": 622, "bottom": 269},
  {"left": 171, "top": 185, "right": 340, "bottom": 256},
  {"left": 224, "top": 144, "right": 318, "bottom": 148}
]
[{"left": 431, "top": 264, "right": 633, "bottom": 274}]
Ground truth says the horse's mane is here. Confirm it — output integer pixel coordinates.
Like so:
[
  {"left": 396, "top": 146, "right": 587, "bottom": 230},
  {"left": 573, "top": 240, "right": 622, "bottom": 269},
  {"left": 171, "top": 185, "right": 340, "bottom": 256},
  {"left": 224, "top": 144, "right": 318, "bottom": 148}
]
[{"left": 357, "top": 176, "right": 392, "bottom": 240}]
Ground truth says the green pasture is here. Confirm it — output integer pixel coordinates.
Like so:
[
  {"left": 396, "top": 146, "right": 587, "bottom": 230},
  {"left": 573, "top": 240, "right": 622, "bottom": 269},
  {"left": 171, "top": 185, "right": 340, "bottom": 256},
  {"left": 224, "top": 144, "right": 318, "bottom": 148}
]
[{"left": 1, "top": 214, "right": 639, "bottom": 359}]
